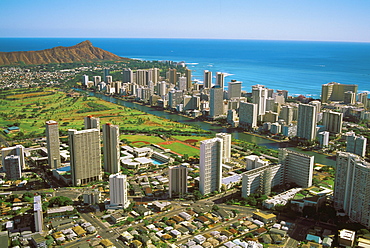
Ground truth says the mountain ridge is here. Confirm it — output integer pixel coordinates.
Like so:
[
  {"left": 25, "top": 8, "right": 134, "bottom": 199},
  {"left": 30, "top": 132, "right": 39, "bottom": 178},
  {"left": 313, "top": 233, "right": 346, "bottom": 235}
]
[{"left": 0, "top": 40, "right": 124, "bottom": 65}]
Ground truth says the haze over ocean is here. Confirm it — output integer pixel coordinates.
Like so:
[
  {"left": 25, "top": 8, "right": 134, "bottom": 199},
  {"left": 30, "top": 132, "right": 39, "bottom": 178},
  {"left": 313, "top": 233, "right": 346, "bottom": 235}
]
[{"left": 1, "top": 38, "right": 369, "bottom": 98}]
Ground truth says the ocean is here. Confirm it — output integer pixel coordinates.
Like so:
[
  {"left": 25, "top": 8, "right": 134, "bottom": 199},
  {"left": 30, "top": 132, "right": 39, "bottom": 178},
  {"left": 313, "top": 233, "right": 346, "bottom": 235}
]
[{"left": 0, "top": 38, "right": 369, "bottom": 97}]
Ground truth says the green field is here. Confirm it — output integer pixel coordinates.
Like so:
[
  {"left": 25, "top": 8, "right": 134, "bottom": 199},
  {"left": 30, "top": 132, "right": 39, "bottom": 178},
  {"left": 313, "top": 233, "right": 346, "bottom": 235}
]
[
  {"left": 159, "top": 142, "right": 200, "bottom": 157},
  {"left": 0, "top": 88, "right": 206, "bottom": 140}
]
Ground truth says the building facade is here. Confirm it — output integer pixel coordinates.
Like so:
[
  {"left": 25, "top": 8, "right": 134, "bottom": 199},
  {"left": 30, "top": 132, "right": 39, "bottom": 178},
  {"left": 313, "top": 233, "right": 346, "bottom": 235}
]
[
  {"left": 169, "top": 164, "right": 188, "bottom": 198},
  {"left": 334, "top": 152, "right": 370, "bottom": 228},
  {"left": 84, "top": 115, "right": 100, "bottom": 130},
  {"left": 69, "top": 129, "right": 102, "bottom": 186},
  {"left": 322, "top": 110, "right": 343, "bottom": 134},
  {"left": 34, "top": 195, "right": 43, "bottom": 232},
  {"left": 297, "top": 103, "right": 317, "bottom": 141},
  {"left": 321, "top": 82, "right": 358, "bottom": 103},
  {"left": 109, "top": 174, "right": 129, "bottom": 208},
  {"left": 46, "top": 120, "right": 61, "bottom": 169},
  {"left": 103, "top": 123, "right": 120, "bottom": 174},
  {"left": 239, "top": 102, "right": 258, "bottom": 129},
  {"left": 216, "top": 133, "right": 231, "bottom": 163},
  {"left": 199, "top": 138, "right": 223, "bottom": 195}
]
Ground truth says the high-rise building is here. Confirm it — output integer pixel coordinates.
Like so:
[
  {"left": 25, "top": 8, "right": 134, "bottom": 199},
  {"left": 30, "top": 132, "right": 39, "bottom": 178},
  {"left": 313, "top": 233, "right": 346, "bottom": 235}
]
[
  {"left": 199, "top": 138, "right": 223, "bottom": 195},
  {"left": 103, "top": 68, "right": 110, "bottom": 82},
  {"left": 278, "top": 148, "right": 314, "bottom": 188},
  {"left": 157, "top": 81, "right": 167, "bottom": 98},
  {"left": 321, "top": 82, "right": 358, "bottom": 103},
  {"left": 149, "top": 68, "right": 159, "bottom": 84},
  {"left": 203, "top": 70, "right": 212, "bottom": 89},
  {"left": 210, "top": 86, "right": 224, "bottom": 119},
  {"left": 45, "top": 120, "right": 61, "bottom": 169},
  {"left": 322, "top": 110, "right": 343, "bottom": 134},
  {"left": 185, "top": 68, "right": 192, "bottom": 90},
  {"left": 346, "top": 132, "right": 367, "bottom": 157},
  {"left": 93, "top": 76, "right": 101, "bottom": 87},
  {"left": 216, "top": 133, "right": 231, "bottom": 163},
  {"left": 103, "top": 123, "right": 120, "bottom": 174},
  {"left": 239, "top": 102, "right": 258, "bottom": 129},
  {"left": 334, "top": 152, "right": 370, "bottom": 228},
  {"left": 318, "top": 131, "right": 329, "bottom": 148},
  {"left": 228, "top": 81, "right": 242, "bottom": 99},
  {"left": 109, "top": 174, "right": 129, "bottom": 208},
  {"left": 216, "top": 72, "right": 225, "bottom": 89},
  {"left": 280, "top": 105, "right": 293, "bottom": 125},
  {"left": 84, "top": 115, "right": 100, "bottom": 130},
  {"left": 297, "top": 103, "right": 317, "bottom": 141},
  {"left": 168, "top": 68, "right": 177, "bottom": 85},
  {"left": 69, "top": 129, "right": 102, "bottom": 186},
  {"left": 136, "top": 69, "right": 147, "bottom": 86},
  {"left": 34, "top": 195, "right": 43, "bottom": 232},
  {"left": 344, "top": 91, "right": 356, "bottom": 104},
  {"left": 82, "top": 75, "right": 89, "bottom": 86},
  {"left": 178, "top": 76, "right": 187, "bottom": 91},
  {"left": 105, "top": 76, "right": 113, "bottom": 84},
  {"left": 242, "top": 163, "right": 283, "bottom": 197},
  {"left": 123, "top": 68, "right": 133, "bottom": 83},
  {"left": 252, "top": 85, "right": 267, "bottom": 116},
  {"left": 169, "top": 164, "right": 188, "bottom": 198},
  {"left": 1, "top": 145, "right": 25, "bottom": 169},
  {"left": 4, "top": 155, "right": 22, "bottom": 180},
  {"left": 358, "top": 92, "right": 369, "bottom": 109}
]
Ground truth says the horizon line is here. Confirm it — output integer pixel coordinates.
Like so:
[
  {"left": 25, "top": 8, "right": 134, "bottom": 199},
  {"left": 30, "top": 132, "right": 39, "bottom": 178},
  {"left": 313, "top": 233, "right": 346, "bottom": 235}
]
[{"left": 1, "top": 37, "right": 370, "bottom": 44}]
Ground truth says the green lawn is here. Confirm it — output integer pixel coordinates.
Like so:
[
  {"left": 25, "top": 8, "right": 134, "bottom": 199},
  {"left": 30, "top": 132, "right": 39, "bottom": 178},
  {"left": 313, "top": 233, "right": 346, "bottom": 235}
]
[
  {"left": 171, "top": 135, "right": 210, "bottom": 145},
  {"left": 159, "top": 142, "right": 200, "bottom": 157}
]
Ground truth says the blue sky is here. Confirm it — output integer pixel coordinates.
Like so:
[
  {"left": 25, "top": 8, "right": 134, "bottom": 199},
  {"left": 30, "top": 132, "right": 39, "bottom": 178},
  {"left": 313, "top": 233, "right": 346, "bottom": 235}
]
[{"left": 1, "top": 0, "right": 370, "bottom": 42}]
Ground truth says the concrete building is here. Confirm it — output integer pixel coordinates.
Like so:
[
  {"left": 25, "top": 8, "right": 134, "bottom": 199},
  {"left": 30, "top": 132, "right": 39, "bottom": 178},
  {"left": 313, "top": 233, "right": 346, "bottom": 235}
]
[
  {"left": 199, "top": 138, "right": 223, "bottom": 195},
  {"left": 178, "top": 76, "right": 187, "bottom": 91},
  {"left": 46, "top": 120, "right": 61, "bottom": 169},
  {"left": 344, "top": 91, "right": 356, "bottom": 104},
  {"left": 185, "top": 68, "right": 192, "bottom": 90},
  {"left": 82, "top": 190, "right": 101, "bottom": 205},
  {"left": 203, "top": 70, "right": 212, "bottom": 89},
  {"left": 322, "top": 110, "right": 343, "bottom": 134},
  {"left": 69, "top": 129, "right": 102, "bottom": 186},
  {"left": 346, "top": 132, "right": 367, "bottom": 157},
  {"left": 358, "top": 92, "right": 368, "bottom": 109},
  {"left": 321, "top": 82, "right": 358, "bottom": 103},
  {"left": 109, "top": 174, "right": 129, "bottom": 209},
  {"left": 278, "top": 148, "right": 314, "bottom": 188},
  {"left": 334, "top": 152, "right": 370, "bottom": 228},
  {"left": 280, "top": 105, "right": 293, "bottom": 125},
  {"left": 103, "top": 123, "right": 120, "bottom": 174},
  {"left": 228, "top": 80, "right": 242, "bottom": 99},
  {"left": 264, "top": 111, "right": 279, "bottom": 123},
  {"left": 318, "top": 131, "right": 329, "bottom": 148},
  {"left": 297, "top": 103, "right": 317, "bottom": 141},
  {"left": 270, "top": 122, "right": 281, "bottom": 135},
  {"left": 242, "top": 163, "right": 284, "bottom": 197},
  {"left": 216, "top": 72, "right": 225, "bottom": 89},
  {"left": 216, "top": 133, "right": 231, "bottom": 163},
  {"left": 227, "top": 109, "right": 239, "bottom": 127},
  {"left": 3, "top": 155, "right": 22, "bottom": 180},
  {"left": 84, "top": 115, "right": 100, "bottom": 130},
  {"left": 245, "top": 155, "right": 269, "bottom": 170},
  {"left": 93, "top": 76, "right": 101, "bottom": 86},
  {"left": 82, "top": 75, "right": 89, "bottom": 86},
  {"left": 210, "top": 86, "right": 224, "bottom": 119},
  {"left": 123, "top": 68, "right": 133, "bottom": 83},
  {"left": 239, "top": 102, "right": 258, "bottom": 129},
  {"left": 34, "top": 195, "right": 43, "bottom": 232},
  {"left": 169, "top": 164, "right": 188, "bottom": 198},
  {"left": 252, "top": 85, "right": 267, "bottom": 117},
  {"left": 1, "top": 145, "right": 25, "bottom": 169}
]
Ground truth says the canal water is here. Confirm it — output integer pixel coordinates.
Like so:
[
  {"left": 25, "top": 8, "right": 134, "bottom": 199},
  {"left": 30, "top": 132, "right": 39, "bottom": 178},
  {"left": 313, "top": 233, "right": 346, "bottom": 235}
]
[{"left": 80, "top": 90, "right": 336, "bottom": 166}]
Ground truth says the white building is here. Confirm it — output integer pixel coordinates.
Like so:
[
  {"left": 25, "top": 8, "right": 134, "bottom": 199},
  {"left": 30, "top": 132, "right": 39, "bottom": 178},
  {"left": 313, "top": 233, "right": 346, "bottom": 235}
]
[
  {"left": 228, "top": 81, "right": 242, "bottom": 99},
  {"left": 34, "top": 195, "right": 43, "bottom": 232},
  {"left": 318, "top": 131, "right": 329, "bottom": 148},
  {"left": 216, "top": 133, "right": 231, "bottom": 163},
  {"left": 334, "top": 152, "right": 370, "bottom": 228},
  {"left": 210, "top": 86, "right": 224, "bottom": 119},
  {"left": 239, "top": 102, "right": 258, "bottom": 129},
  {"left": 346, "top": 132, "right": 367, "bottom": 157},
  {"left": 84, "top": 115, "right": 100, "bottom": 130},
  {"left": 199, "top": 138, "right": 223, "bottom": 195},
  {"left": 1, "top": 145, "right": 25, "bottom": 169},
  {"left": 109, "top": 174, "right": 129, "bottom": 209},
  {"left": 252, "top": 85, "right": 268, "bottom": 117}
]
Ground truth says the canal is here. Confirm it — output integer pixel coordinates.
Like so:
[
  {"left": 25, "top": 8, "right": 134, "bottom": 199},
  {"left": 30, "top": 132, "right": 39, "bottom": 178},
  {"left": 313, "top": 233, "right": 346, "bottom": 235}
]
[{"left": 80, "top": 90, "right": 336, "bottom": 166}]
